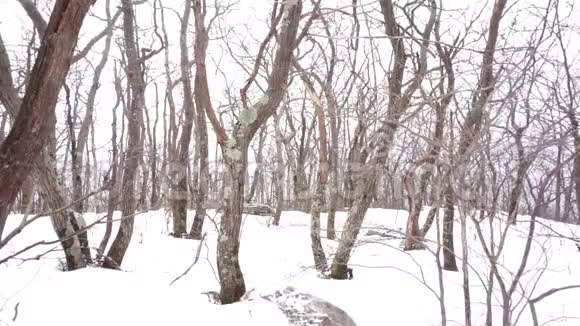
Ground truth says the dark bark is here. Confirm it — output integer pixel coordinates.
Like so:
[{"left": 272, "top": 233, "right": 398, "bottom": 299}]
[
  {"left": 19, "top": 177, "right": 34, "bottom": 214},
  {"left": 0, "top": 0, "right": 94, "bottom": 267},
  {"left": 99, "top": 72, "right": 121, "bottom": 256}
]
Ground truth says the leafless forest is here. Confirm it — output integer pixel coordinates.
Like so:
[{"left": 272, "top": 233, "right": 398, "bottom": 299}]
[{"left": 0, "top": 0, "right": 579, "bottom": 324}]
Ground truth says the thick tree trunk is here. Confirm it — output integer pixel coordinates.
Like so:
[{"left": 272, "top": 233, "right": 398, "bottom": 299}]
[
  {"left": 0, "top": 1, "right": 94, "bottom": 268},
  {"left": 195, "top": 0, "right": 303, "bottom": 303},
  {"left": 34, "top": 152, "right": 88, "bottom": 269},
  {"left": 104, "top": 0, "right": 144, "bottom": 268},
  {"left": 217, "top": 141, "right": 249, "bottom": 304},
  {"left": 19, "top": 177, "right": 34, "bottom": 214}
]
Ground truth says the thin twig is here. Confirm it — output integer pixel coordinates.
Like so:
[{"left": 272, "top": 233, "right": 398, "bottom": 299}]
[{"left": 169, "top": 233, "right": 207, "bottom": 286}]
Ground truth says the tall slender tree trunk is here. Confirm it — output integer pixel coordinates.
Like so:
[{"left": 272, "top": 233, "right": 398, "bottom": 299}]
[
  {"left": 273, "top": 111, "right": 284, "bottom": 226},
  {"left": 246, "top": 127, "right": 265, "bottom": 203},
  {"left": 330, "top": 0, "right": 435, "bottom": 279},
  {"left": 442, "top": 177, "right": 458, "bottom": 271},
  {"left": 190, "top": 79, "right": 209, "bottom": 239},
  {"left": 193, "top": 0, "right": 303, "bottom": 303},
  {"left": 104, "top": 0, "right": 145, "bottom": 268},
  {"left": 99, "top": 70, "right": 122, "bottom": 256}
]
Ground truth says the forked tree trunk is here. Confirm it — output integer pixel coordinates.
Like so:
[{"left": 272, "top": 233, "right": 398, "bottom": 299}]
[
  {"left": 330, "top": 0, "right": 435, "bottom": 279},
  {"left": 170, "top": 0, "right": 195, "bottom": 237},
  {"left": 103, "top": 0, "right": 144, "bottom": 268},
  {"left": 193, "top": 0, "right": 303, "bottom": 303},
  {"left": 0, "top": 1, "right": 94, "bottom": 268}
]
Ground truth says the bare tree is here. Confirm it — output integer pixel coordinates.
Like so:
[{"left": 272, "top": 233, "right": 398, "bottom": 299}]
[
  {"left": 103, "top": 0, "right": 146, "bottom": 269},
  {"left": 192, "top": 0, "right": 305, "bottom": 303},
  {"left": 330, "top": 0, "right": 436, "bottom": 279},
  {"left": 0, "top": 0, "right": 95, "bottom": 269}
]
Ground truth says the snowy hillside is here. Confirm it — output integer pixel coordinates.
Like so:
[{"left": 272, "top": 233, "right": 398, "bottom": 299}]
[{"left": 1, "top": 209, "right": 578, "bottom": 326}]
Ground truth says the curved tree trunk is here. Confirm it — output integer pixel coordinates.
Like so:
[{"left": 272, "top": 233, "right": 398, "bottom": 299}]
[
  {"left": 0, "top": 1, "right": 94, "bottom": 268},
  {"left": 330, "top": 0, "right": 435, "bottom": 279}
]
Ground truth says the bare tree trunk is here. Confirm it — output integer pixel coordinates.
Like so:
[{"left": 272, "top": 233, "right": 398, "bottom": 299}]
[
  {"left": 246, "top": 127, "right": 265, "bottom": 203},
  {"left": 169, "top": 0, "right": 195, "bottom": 238},
  {"left": 194, "top": 0, "right": 304, "bottom": 303},
  {"left": 300, "top": 72, "right": 329, "bottom": 272},
  {"left": 73, "top": 4, "right": 113, "bottom": 213},
  {"left": 330, "top": 0, "right": 435, "bottom": 279},
  {"left": 0, "top": 1, "right": 94, "bottom": 268},
  {"left": 555, "top": 144, "right": 562, "bottom": 221},
  {"left": 99, "top": 69, "right": 122, "bottom": 256},
  {"left": 19, "top": 177, "right": 34, "bottom": 214},
  {"left": 149, "top": 84, "right": 160, "bottom": 209},
  {"left": 273, "top": 111, "right": 284, "bottom": 226},
  {"left": 442, "top": 176, "right": 458, "bottom": 271},
  {"left": 190, "top": 67, "right": 209, "bottom": 239},
  {"left": 218, "top": 145, "right": 249, "bottom": 303},
  {"left": 103, "top": 0, "right": 145, "bottom": 268}
]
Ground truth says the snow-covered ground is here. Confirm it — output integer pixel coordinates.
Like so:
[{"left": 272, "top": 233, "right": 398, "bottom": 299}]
[{"left": 1, "top": 208, "right": 579, "bottom": 325}]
